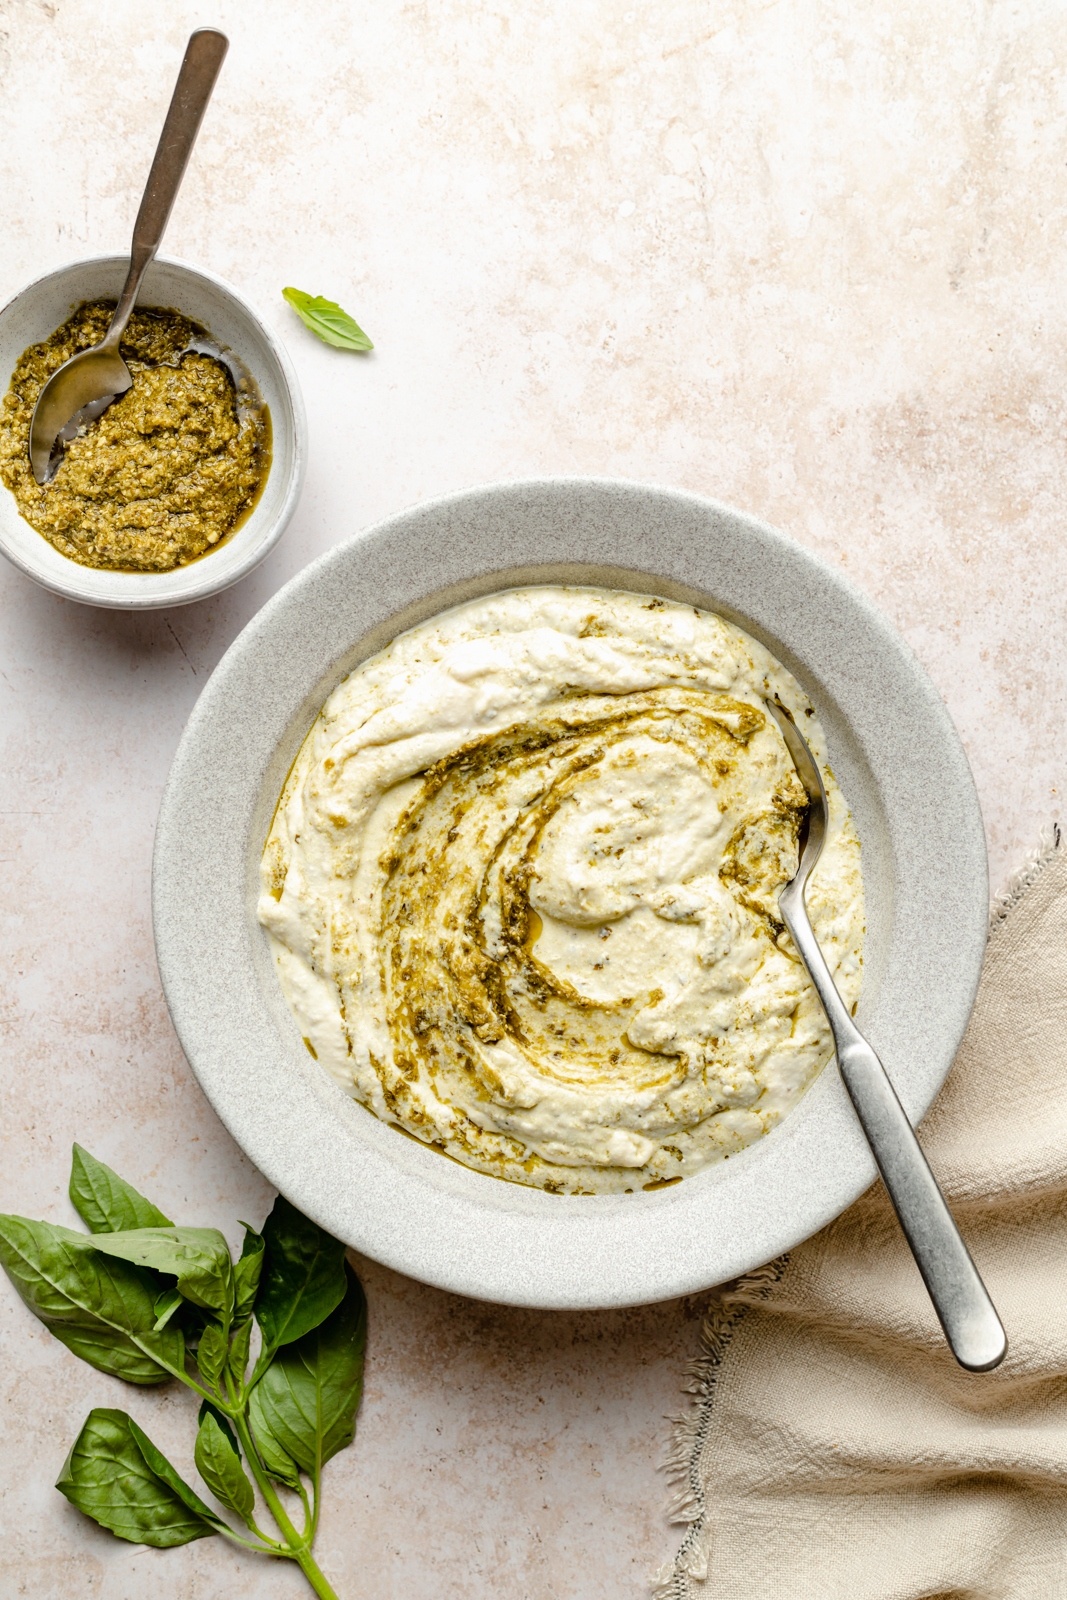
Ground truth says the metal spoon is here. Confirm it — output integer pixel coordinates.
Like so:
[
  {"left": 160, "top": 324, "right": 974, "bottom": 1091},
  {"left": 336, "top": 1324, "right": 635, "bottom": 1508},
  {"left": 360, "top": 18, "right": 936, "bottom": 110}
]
[
  {"left": 28, "top": 28, "right": 228, "bottom": 484},
  {"left": 765, "top": 697, "right": 1007, "bottom": 1373}
]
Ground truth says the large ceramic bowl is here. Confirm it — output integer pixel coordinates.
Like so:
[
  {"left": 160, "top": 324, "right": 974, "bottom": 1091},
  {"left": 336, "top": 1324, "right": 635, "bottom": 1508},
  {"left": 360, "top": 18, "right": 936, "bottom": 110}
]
[
  {"left": 153, "top": 479, "right": 988, "bottom": 1308},
  {"left": 0, "top": 255, "right": 306, "bottom": 608}
]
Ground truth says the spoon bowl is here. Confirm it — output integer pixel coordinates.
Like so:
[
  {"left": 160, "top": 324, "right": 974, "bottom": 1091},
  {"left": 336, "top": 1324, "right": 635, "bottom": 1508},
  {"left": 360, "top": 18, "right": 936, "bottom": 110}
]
[{"left": 28, "top": 346, "right": 131, "bottom": 483}]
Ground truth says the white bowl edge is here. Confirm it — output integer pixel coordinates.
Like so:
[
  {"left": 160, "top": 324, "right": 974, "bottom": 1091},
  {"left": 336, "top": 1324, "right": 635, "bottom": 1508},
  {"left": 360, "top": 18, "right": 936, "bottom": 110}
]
[{"left": 0, "top": 255, "right": 306, "bottom": 609}]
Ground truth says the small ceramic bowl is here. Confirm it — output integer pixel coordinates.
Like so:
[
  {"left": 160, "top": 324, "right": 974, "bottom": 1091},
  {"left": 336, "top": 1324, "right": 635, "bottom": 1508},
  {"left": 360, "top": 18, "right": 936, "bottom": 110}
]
[
  {"left": 0, "top": 256, "right": 306, "bottom": 608},
  {"left": 154, "top": 479, "right": 989, "bottom": 1308}
]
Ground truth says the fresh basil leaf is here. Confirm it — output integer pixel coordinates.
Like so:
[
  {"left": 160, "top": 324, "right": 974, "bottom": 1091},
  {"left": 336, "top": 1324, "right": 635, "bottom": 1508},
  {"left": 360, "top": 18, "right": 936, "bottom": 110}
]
[
  {"left": 0, "top": 1214, "right": 183, "bottom": 1384},
  {"left": 255, "top": 1196, "right": 347, "bottom": 1353},
  {"left": 228, "top": 1317, "right": 252, "bottom": 1385},
  {"left": 56, "top": 1408, "right": 220, "bottom": 1547},
  {"left": 127, "top": 1415, "right": 227, "bottom": 1529},
  {"left": 69, "top": 1145, "right": 172, "bottom": 1233},
  {"left": 153, "top": 1288, "right": 184, "bottom": 1332},
  {"left": 233, "top": 1225, "right": 265, "bottom": 1324},
  {"left": 282, "top": 286, "right": 373, "bottom": 351},
  {"left": 247, "top": 1406, "right": 301, "bottom": 1489},
  {"left": 198, "top": 1399, "right": 240, "bottom": 1455},
  {"left": 86, "top": 1228, "right": 234, "bottom": 1322},
  {"left": 249, "top": 1265, "right": 366, "bottom": 1476},
  {"left": 56, "top": 1319, "right": 182, "bottom": 1386},
  {"left": 195, "top": 1321, "right": 228, "bottom": 1388},
  {"left": 194, "top": 1409, "right": 255, "bottom": 1521}
]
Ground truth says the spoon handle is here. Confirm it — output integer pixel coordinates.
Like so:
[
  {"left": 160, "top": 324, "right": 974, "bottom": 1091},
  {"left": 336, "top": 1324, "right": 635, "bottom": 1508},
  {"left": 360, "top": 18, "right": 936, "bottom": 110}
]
[
  {"left": 106, "top": 29, "right": 229, "bottom": 346},
  {"left": 784, "top": 903, "right": 1007, "bottom": 1372}
]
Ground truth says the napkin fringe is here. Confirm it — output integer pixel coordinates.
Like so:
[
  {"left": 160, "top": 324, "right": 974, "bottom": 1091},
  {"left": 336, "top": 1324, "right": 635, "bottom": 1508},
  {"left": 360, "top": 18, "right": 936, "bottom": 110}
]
[
  {"left": 655, "top": 827, "right": 1062, "bottom": 1597},
  {"left": 654, "top": 1256, "right": 788, "bottom": 1598},
  {"left": 990, "top": 823, "right": 1060, "bottom": 931}
]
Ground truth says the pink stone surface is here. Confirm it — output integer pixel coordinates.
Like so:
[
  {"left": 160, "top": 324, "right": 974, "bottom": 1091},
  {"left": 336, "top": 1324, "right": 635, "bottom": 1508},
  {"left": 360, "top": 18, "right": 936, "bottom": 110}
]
[{"left": 0, "top": 1, "right": 1063, "bottom": 1595}]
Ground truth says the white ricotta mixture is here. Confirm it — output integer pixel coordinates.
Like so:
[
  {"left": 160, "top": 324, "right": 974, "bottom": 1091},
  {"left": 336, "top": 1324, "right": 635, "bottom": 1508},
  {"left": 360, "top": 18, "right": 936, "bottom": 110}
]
[{"left": 259, "top": 586, "right": 865, "bottom": 1194}]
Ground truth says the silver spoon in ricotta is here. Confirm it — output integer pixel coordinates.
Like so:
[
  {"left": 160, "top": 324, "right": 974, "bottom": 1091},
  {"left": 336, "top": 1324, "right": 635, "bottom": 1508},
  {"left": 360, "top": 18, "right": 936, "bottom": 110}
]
[{"left": 766, "top": 698, "right": 1007, "bottom": 1373}]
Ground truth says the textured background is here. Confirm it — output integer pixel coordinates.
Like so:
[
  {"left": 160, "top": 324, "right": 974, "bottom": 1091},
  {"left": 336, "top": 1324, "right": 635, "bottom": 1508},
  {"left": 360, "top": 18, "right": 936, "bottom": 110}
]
[{"left": 0, "top": 1, "right": 1064, "bottom": 1595}]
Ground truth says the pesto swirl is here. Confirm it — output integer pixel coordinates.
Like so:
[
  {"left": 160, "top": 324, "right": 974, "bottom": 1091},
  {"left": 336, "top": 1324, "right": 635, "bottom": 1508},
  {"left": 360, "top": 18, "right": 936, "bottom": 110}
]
[{"left": 260, "top": 587, "right": 865, "bottom": 1194}]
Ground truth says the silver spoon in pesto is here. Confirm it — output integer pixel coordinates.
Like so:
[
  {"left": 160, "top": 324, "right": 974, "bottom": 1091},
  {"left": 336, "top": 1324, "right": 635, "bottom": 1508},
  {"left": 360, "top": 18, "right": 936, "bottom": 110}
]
[{"left": 28, "top": 28, "right": 228, "bottom": 484}]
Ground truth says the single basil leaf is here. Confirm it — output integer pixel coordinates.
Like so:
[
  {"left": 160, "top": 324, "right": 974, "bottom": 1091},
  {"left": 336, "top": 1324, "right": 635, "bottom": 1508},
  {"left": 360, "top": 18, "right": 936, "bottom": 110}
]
[
  {"left": 153, "top": 1289, "right": 184, "bottom": 1332},
  {"left": 198, "top": 1399, "right": 240, "bottom": 1455},
  {"left": 228, "top": 1317, "right": 252, "bottom": 1385},
  {"left": 69, "top": 1145, "right": 172, "bottom": 1233},
  {"left": 195, "top": 1321, "right": 228, "bottom": 1388},
  {"left": 282, "top": 286, "right": 373, "bottom": 351},
  {"left": 86, "top": 1228, "right": 234, "bottom": 1322},
  {"left": 56, "top": 1408, "right": 220, "bottom": 1547},
  {"left": 249, "top": 1266, "right": 366, "bottom": 1476},
  {"left": 233, "top": 1225, "right": 265, "bottom": 1324},
  {"left": 54, "top": 1319, "right": 182, "bottom": 1386},
  {"left": 247, "top": 1406, "right": 301, "bottom": 1489},
  {"left": 194, "top": 1410, "right": 255, "bottom": 1521},
  {"left": 0, "top": 1214, "right": 183, "bottom": 1384},
  {"left": 255, "top": 1196, "right": 347, "bottom": 1353}
]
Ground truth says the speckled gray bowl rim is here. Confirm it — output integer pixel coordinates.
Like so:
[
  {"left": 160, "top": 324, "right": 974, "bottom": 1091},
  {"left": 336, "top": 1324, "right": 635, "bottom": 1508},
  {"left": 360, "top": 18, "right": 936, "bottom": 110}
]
[{"left": 153, "top": 478, "right": 988, "bottom": 1309}]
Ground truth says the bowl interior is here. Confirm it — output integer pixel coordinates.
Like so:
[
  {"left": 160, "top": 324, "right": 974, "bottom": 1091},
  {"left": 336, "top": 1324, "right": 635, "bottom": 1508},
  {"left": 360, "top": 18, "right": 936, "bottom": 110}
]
[
  {"left": 247, "top": 560, "right": 895, "bottom": 1108},
  {"left": 0, "top": 256, "right": 303, "bottom": 608},
  {"left": 154, "top": 480, "right": 988, "bottom": 1308}
]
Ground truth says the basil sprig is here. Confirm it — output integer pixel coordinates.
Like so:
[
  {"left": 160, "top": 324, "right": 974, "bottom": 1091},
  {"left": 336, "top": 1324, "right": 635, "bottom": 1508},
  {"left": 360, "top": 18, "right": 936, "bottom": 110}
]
[
  {"left": 0, "top": 1147, "right": 365, "bottom": 1600},
  {"left": 282, "top": 287, "right": 374, "bottom": 350}
]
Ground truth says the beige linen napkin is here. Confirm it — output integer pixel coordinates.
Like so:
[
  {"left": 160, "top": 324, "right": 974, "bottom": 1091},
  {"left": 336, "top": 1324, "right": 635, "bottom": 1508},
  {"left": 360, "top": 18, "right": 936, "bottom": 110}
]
[{"left": 658, "top": 838, "right": 1067, "bottom": 1600}]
